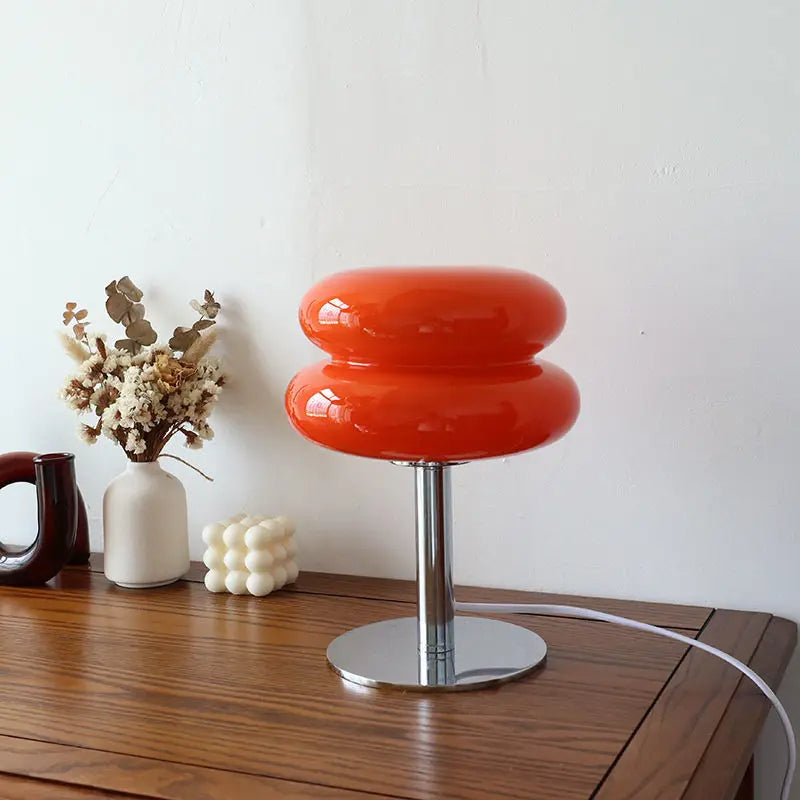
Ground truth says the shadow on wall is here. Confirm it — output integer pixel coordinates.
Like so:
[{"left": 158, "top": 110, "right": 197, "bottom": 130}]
[
  {"left": 215, "top": 295, "right": 340, "bottom": 513},
  {"left": 212, "top": 296, "right": 414, "bottom": 577},
  {"left": 218, "top": 298, "right": 291, "bottom": 435}
]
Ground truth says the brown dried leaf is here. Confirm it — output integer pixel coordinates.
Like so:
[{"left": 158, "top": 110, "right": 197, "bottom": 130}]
[
  {"left": 105, "top": 281, "right": 117, "bottom": 297},
  {"left": 106, "top": 291, "right": 130, "bottom": 323},
  {"left": 117, "top": 276, "right": 143, "bottom": 302},
  {"left": 120, "top": 302, "right": 145, "bottom": 327},
  {"left": 62, "top": 310, "right": 74, "bottom": 326},
  {"left": 190, "top": 299, "right": 204, "bottom": 314},
  {"left": 96, "top": 338, "right": 107, "bottom": 360},
  {"left": 192, "top": 318, "right": 215, "bottom": 331},
  {"left": 126, "top": 319, "right": 157, "bottom": 345},
  {"left": 115, "top": 338, "right": 142, "bottom": 355},
  {"left": 73, "top": 323, "right": 85, "bottom": 339},
  {"left": 202, "top": 289, "right": 220, "bottom": 319},
  {"left": 75, "top": 309, "right": 89, "bottom": 321},
  {"left": 169, "top": 326, "right": 200, "bottom": 352},
  {"left": 66, "top": 302, "right": 77, "bottom": 311}
]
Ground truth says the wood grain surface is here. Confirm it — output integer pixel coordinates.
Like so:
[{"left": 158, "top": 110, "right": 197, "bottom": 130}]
[
  {"left": 0, "top": 563, "right": 792, "bottom": 800},
  {"left": 733, "top": 761, "right": 754, "bottom": 800},
  {"left": 594, "top": 609, "right": 772, "bottom": 800},
  {"left": 0, "top": 772, "right": 135, "bottom": 800},
  {"left": 0, "top": 735, "right": 388, "bottom": 799},
  {"left": 85, "top": 554, "right": 712, "bottom": 631},
  {"left": 683, "top": 617, "right": 797, "bottom": 800}
]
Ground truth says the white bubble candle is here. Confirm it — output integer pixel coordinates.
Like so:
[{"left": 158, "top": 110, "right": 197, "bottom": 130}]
[{"left": 201, "top": 513, "right": 298, "bottom": 596}]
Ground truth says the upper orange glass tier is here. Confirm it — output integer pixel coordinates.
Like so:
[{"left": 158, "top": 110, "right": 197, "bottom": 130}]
[
  {"left": 299, "top": 266, "right": 567, "bottom": 367},
  {"left": 286, "top": 267, "right": 579, "bottom": 462}
]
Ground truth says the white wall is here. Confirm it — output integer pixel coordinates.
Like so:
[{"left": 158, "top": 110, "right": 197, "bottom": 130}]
[{"left": 1, "top": 1, "right": 798, "bottom": 795}]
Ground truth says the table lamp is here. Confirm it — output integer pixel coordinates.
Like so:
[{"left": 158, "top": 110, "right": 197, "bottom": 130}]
[{"left": 286, "top": 266, "right": 579, "bottom": 690}]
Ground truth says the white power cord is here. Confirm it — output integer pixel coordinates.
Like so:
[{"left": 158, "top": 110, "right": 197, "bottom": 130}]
[{"left": 455, "top": 600, "right": 796, "bottom": 800}]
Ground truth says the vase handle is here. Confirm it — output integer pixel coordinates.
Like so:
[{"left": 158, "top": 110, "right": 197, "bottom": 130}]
[{"left": 0, "top": 452, "right": 84, "bottom": 585}]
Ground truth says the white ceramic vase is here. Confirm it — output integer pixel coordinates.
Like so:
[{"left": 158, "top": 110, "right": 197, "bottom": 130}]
[{"left": 103, "top": 460, "right": 190, "bottom": 588}]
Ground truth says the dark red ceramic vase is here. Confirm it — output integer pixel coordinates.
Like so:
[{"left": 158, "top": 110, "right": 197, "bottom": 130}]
[{"left": 0, "top": 452, "right": 90, "bottom": 585}]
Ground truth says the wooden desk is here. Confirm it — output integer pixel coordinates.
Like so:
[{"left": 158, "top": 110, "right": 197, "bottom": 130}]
[{"left": 0, "top": 558, "right": 794, "bottom": 800}]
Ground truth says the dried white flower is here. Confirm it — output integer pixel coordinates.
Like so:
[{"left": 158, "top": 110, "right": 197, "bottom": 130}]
[
  {"left": 78, "top": 424, "right": 98, "bottom": 445},
  {"left": 125, "top": 430, "right": 147, "bottom": 455},
  {"left": 198, "top": 424, "right": 215, "bottom": 441},
  {"left": 60, "top": 293, "right": 224, "bottom": 462}
]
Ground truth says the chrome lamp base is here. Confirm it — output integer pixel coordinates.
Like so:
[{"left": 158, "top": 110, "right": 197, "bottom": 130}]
[
  {"left": 327, "top": 616, "right": 546, "bottom": 691},
  {"left": 327, "top": 462, "right": 548, "bottom": 691}
]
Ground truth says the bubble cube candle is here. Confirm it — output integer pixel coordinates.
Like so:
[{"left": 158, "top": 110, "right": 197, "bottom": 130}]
[{"left": 202, "top": 513, "right": 298, "bottom": 596}]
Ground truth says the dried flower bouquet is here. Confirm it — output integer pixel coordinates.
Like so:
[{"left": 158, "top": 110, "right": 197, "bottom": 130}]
[{"left": 60, "top": 277, "right": 224, "bottom": 464}]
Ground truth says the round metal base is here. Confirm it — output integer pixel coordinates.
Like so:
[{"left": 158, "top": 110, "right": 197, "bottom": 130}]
[{"left": 327, "top": 616, "right": 547, "bottom": 691}]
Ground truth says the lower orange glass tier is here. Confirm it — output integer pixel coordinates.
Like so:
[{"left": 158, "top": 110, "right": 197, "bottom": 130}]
[{"left": 285, "top": 360, "right": 579, "bottom": 462}]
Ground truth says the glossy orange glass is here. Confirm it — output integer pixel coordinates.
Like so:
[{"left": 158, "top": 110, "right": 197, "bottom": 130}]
[{"left": 286, "top": 267, "right": 579, "bottom": 462}]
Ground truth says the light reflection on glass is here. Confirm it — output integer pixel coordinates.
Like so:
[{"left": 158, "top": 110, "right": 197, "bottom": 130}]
[
  {"left": 318, "top": 297, "right": 349, "bottom": 325},
  {"left": 305, "top": 388, "right": 349, "bottom": 422}
]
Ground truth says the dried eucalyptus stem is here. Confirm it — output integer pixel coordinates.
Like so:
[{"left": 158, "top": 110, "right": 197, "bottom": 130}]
[{"left": 159, "top": 453, "right": 214, "bottom": 481}]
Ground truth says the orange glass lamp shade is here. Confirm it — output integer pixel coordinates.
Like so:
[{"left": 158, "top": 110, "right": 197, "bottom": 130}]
[
  {"left": 286, "top": 266, "right": 578, "bottom": 692},
  {"left": 285, "top": 267, "right": 579, "bottom": 462}
]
